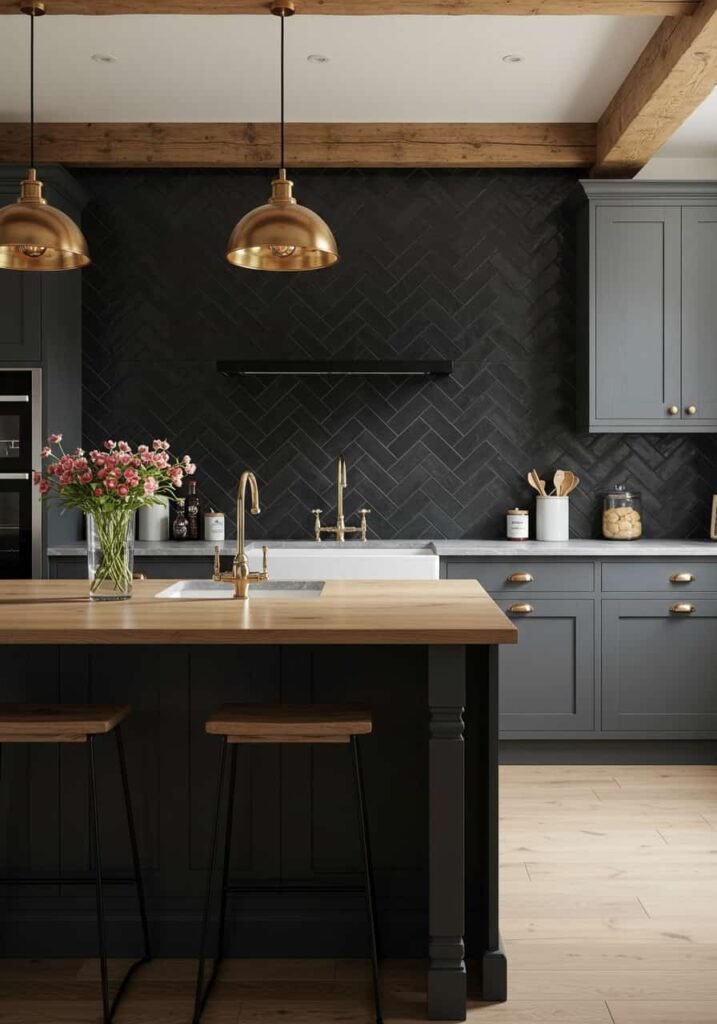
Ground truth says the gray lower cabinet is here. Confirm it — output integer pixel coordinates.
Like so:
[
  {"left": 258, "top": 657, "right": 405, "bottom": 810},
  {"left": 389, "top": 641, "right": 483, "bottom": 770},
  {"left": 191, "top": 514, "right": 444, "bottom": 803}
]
[
  {"left": 498, "top": 599, "right": 594, "bottom": 733},
  {"left": 602, "top": 599, "right": 717, "bottom": 734}
]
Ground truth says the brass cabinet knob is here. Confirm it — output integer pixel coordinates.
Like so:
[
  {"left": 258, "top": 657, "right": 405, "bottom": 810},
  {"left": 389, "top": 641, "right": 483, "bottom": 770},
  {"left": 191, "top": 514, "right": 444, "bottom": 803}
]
[
  {"left": 132, "top": 572, "right": 147, "bottom": 581},
  {"left": 508, "top": 603, "right": 534, "bottom": 615},
  {"left": 667, "top": 405, "right": 679, "bottom": 416},
  {"left": 670, "top": 572, "right": 695, "bottom": 583},
  {"left": 507, "top": 572, "right": 534, "bottom": 583},
  {"left": 670, "top": 603, "right": 695, "bottom": 614},
  {"left": 686, "top": 405, "right": 697, "bottom": 415}
]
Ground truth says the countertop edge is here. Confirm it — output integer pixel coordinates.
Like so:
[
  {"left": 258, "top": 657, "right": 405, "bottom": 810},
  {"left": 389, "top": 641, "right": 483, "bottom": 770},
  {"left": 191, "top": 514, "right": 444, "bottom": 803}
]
[{"left": 47, "top": 539, "right": 717, "bottom": 558}]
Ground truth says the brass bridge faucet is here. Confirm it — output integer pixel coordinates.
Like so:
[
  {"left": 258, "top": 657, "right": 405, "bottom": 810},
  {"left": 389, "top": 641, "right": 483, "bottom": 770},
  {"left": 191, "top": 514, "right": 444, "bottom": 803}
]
[
  {"left": 312, "top": 453, "right": 371, "bottom": 542},
  {"left": 212, "top": 470, "right": 268, "bottom": 599}
]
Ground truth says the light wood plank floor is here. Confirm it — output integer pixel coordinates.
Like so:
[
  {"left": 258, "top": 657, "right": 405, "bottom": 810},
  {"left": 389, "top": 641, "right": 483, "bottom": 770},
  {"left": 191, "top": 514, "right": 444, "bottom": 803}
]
[{"left": 0, "top": 764, "right": 715, "bottom": 1023}]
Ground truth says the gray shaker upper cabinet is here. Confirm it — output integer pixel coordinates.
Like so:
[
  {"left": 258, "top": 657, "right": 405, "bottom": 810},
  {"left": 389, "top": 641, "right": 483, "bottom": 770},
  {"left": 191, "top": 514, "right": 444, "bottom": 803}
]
[
  {"left": 682, "top": 206, "right": 717, "bottom": 424},
  {"left": 580, "top": 181, "right": 717, "bottom": 433}
]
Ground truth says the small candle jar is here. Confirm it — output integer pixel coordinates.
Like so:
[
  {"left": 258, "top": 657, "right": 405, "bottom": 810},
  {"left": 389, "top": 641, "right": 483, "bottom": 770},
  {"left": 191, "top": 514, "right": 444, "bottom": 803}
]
[
  {"left": 506, "top": 508, "right": 529, "bottom": 541},
  {"left": 204, "top": 510, "right": 225, "bottom": 542}
]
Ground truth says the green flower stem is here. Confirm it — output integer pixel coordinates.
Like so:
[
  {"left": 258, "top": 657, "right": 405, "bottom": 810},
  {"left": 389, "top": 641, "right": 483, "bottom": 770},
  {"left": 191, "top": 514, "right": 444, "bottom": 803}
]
[{"left": 89, "top": 509, "right": 134, "bottom": 594}]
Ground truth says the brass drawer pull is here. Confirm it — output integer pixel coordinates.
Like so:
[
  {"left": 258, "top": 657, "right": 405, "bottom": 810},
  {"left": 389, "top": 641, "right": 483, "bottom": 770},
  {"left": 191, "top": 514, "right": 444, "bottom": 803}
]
[
  {"left": 670, "top": 572, "right": 695, "bottom": 583},
  {"left": 507, "top": 572, "right": 534, "bottom": 583},
  {"left": 670, "top": 603, "right": 695, "bottom": 614},
  {"left": 508, "top": 603, "right": 534, "bottom": 615},
  {"left": 667, "top": 405, "right": 679, "bottom": 415}
]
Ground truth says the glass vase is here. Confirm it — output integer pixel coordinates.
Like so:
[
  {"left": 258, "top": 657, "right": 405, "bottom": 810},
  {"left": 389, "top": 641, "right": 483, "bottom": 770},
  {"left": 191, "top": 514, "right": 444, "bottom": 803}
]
[{"left": 87, "top": 510, "right": 136, "bottom": 601}]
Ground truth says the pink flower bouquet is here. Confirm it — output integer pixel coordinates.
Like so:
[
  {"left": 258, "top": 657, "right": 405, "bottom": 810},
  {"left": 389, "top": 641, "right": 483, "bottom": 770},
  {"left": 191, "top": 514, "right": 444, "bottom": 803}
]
[{"left": 35, "top": 435, "right": 196, "bottom": 599}]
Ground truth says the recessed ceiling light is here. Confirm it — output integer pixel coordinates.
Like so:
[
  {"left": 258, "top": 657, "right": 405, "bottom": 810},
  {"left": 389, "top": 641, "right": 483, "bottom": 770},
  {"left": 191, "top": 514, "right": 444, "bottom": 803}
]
[
  {"left": 502, "top": 54, "right": 524, "bottom": 64},
  {"left": 307, "top": 54, "right": 330, "bottom": 64},
  {"left": 91, "top": 53, "right": 117, "bottom": 64}
]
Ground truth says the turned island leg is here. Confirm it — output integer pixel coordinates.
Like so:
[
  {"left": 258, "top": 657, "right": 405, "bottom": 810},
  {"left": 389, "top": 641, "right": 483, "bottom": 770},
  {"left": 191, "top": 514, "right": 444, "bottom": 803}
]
[{"left": 427, "top": 645, "right": 467, "bottom": 1021}]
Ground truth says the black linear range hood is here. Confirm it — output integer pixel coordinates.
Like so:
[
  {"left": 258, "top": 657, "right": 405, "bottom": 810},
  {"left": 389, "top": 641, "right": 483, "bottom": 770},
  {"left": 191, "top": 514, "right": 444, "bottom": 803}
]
[{"left": 217, "top": 360, "right": 453, "bottom": 377}]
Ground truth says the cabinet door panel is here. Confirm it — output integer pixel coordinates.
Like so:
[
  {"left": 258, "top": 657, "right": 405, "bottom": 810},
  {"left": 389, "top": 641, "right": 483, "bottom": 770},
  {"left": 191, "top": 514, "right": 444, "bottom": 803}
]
[
  {"left": 497, "top": 599, "right": 594, "bottom": 732},
  {"left": 682, "top": 207, "right": 717, "bottom": 424},
  {"left": 593, "top": 206, "right": 681, "bottom": 423},
  {"left": 602, "top": 600, "right": 717, "bottom": 733},
  {"left": 0, "top": 271, "right": 42, "bottom": 361}
]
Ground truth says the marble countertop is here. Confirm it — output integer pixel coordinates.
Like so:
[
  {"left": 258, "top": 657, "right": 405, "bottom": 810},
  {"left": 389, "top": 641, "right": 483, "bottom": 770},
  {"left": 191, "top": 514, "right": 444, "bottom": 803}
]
[
  {"left": 431, "top": 539, "right": 717, "bottom": 557},
  {"left": 48, "top": 538, "right": 717, "bottom": 557}
]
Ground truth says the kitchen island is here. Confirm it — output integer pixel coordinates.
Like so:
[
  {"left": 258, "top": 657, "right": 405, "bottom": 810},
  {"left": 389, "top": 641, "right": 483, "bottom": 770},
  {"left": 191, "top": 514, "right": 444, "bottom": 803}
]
[{"left": 0, "top": 578, "right": 516, "bottom": 1020}]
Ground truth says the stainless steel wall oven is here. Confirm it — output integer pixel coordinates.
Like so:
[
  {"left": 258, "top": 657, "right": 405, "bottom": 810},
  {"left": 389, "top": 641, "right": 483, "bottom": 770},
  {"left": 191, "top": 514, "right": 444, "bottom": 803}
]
[{"left": 0, "top": 369, "right": 41, "bottom": 578}]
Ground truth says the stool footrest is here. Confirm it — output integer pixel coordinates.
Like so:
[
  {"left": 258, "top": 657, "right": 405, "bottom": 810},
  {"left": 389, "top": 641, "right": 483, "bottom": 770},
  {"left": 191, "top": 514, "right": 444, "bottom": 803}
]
[
  {"left": 0, "top": 875, "right": 137, "bottom": 887},
  {"left": 226, "top": 880, "right": 365, "bottom": 894}
]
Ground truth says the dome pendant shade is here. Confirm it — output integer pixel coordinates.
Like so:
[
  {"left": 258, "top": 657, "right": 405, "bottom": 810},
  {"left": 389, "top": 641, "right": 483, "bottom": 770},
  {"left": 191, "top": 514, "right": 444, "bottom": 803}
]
[
  {"left": 226, "top": 169, "right": 338, "bottom": 272},
  {"left": 0, "top": 169, "right": 90, "bottom": 271}
]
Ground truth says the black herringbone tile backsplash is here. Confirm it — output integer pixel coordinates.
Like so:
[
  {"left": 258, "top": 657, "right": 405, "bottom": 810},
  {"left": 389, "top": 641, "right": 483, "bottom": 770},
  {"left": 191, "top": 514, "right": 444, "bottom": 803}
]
[{"left": 76, "top": 168, "right": 717, "bottom": 540}]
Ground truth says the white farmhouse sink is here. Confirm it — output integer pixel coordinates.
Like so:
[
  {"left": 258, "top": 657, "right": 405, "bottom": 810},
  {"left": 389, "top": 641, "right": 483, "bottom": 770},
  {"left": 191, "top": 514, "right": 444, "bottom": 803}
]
[
  {"left": 156, "top": 580, "right": 324, "bottom": 600},
  {"left": 246, "top": 544, "right": 439, "bottom": 581}
]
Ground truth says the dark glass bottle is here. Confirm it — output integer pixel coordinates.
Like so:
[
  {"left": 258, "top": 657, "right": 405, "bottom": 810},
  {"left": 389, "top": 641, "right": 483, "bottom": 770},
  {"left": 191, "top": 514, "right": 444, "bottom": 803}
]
[
  {"left": 172, "top": 498, "right": 189, "bottom": 541},
  {"left": 186, "top": 479, "right": 201, "bottom": 540}
]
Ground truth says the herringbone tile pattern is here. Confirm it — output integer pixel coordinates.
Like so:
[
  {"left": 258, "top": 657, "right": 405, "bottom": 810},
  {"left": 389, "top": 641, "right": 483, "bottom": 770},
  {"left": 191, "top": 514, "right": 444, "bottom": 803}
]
[{"left": 77, "top": 168, "right": 717, "bottom": 540}]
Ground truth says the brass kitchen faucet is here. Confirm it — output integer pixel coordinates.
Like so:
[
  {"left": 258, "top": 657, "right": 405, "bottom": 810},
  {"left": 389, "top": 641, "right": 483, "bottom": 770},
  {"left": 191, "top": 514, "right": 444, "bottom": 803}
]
[
  {"left": 213, "top": 470, "right": 268, "bottom": 599},
  {"left": 312, "top": 453, "right": 370, "bottom": 542}
]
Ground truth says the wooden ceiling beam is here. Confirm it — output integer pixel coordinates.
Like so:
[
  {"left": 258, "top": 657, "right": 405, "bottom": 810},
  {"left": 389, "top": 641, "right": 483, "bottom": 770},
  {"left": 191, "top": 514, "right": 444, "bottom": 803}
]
[
  {"left": 0, "top": 0, "right": 699, "bottom": 15},
  {"left": 0, "top": 122, "right": 596, "bottom": 168},
  {"left": 595, "top": 0, "right": 717, "bottom": 176}
]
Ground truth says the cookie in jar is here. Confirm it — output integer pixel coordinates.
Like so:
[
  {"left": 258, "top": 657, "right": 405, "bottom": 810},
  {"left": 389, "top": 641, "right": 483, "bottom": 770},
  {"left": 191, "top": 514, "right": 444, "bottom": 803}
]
[{"left": 602, "top": 485, "right": 642, "bottom": 540}]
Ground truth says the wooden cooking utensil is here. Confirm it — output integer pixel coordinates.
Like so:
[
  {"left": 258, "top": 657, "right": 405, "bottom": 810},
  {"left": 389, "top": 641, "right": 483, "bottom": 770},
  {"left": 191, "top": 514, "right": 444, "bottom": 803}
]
[
  {"left": 528, "top": 469, "right": 547, "bottom": 497},
  {"left": 553, "top": 469, "right": 567, "bottom": 497},
  {"left": 564, "top": 473, "right": 580, "bottom": 496}
]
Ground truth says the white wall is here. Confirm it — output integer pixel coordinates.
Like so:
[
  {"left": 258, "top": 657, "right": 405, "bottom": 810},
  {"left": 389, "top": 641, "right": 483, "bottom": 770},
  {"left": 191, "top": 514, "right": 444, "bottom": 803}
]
[{"left": 638, "top": 157, "right": 717, "bottom": 180}]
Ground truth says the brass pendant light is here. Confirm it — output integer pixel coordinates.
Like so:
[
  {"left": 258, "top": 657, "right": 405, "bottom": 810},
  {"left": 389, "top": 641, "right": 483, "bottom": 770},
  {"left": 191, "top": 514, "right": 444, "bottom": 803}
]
[
  {"left": 0, "top": 1, "right": 90, "bottom": 272},
  {"left": 226, "top": 0, "right": 338, "bottom": 272}
]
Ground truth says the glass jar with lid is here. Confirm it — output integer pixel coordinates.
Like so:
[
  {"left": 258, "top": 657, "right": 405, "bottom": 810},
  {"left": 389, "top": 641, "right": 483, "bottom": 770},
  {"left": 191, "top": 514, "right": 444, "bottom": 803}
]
[{"left": 602, "top": 485, "right": 642, "bottom": 540}]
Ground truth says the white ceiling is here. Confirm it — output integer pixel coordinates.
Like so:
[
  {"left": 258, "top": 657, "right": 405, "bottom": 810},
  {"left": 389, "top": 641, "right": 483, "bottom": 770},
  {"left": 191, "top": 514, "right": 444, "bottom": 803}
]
[{"left": 0, "top": 14, "right": 659, "bottom": 123}]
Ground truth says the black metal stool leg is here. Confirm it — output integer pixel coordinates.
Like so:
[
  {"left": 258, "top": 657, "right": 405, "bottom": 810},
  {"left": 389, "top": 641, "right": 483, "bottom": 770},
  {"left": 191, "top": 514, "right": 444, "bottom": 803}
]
[
  {"left": 216, "top": 743, "right": 238, "bottom": 964},
  {"left": 115, "top": 724, "right": 152, "bottom": 960},
  {"left": 351, "top": 735, "right": 383, "bottom": 1024},
  {"left": 88, "top": 735, "right": 111, "bottom": 1024},
  {"left": 193, "top": 737, "right": 229, "bottom": 1024}
]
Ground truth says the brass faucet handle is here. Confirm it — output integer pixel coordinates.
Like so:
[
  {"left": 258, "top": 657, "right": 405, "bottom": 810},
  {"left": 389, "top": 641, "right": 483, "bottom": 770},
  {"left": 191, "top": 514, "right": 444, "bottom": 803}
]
[
  {"left": 212, "top": 544, "right": 222, "bottom": 580},
  {"left": 260, "top": 544, "right": 269, "bottom": 579},
  {"left": 358, "top": 508, "right": 371, "bottom": 542},
  {"left": 311, "top": 509, "right": 323, "bottom": 542}
]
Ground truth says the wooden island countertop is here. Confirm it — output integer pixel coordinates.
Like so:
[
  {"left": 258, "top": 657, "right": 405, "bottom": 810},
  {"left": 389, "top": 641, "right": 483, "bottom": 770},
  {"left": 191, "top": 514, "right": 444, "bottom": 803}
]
[{"left": 0, "top": 578, "right": 517, "bottom": 646}]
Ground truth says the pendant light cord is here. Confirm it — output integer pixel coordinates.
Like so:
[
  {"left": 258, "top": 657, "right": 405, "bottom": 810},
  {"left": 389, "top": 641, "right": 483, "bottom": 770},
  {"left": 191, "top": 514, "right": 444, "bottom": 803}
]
[
  {"left": 280, "top": 10, "right": 285, "bottom": 170},
  {"left": 29, "top": 7, "right": 35, "bottom": 168}
]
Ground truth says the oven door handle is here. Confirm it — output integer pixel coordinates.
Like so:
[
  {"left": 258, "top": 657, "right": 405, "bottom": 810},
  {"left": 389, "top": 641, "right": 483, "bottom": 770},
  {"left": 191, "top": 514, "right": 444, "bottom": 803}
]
[
  {"left": 0, "top": 396, "right": 30, "bottom": 403},
  {"left": 0, "top": 473, "right": 30, "bottom": 480}
]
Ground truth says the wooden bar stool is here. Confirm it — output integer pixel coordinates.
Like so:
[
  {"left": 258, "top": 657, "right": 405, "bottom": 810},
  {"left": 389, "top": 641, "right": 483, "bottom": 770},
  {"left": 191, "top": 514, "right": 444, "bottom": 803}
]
[
  {"left": 0, "top": 704, "right": 152, "bottom": 1023},
  {"left": 193, "top": 704, "right": 382, "bottom": 1024}
]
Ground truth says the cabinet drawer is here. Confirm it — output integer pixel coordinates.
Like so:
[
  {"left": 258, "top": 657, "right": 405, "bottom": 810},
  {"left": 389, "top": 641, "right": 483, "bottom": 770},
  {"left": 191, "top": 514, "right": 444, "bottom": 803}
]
[
  {"left": 602, "top": 599, "right": 717, "bottom": 732},
  {"left": 602, "top": 561, "right": 717, "bottom": 593},
  {"left": 445, "top": 559, "right": 594, "bottom": 593}
]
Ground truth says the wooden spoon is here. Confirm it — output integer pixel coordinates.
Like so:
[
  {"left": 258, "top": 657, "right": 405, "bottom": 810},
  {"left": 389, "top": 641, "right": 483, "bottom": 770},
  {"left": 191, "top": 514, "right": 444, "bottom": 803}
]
[
  {"left": 528, "top": 469, "right": 547, "bottom": 497},
  {"left": 561, "top": 473, "right": 581, "bottom": 497},
  {"left": 563, "top": 472, "right": 580, "bottom": 496},
  {"left": 553, "top": 469, "right": 567, "bottom": 497}
]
